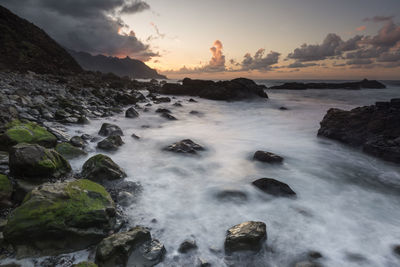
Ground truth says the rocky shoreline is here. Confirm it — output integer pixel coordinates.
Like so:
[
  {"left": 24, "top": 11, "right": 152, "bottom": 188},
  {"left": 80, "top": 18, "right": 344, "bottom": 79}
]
[{"left": 269, "top": 79, "right": 386, "bottom": 90}]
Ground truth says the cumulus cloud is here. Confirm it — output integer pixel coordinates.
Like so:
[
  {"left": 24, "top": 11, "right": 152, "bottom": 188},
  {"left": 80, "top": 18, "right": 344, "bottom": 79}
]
[
  {"left": 240, "top": 49, "right": 280, "bottom": 71},
  {"left": 2, "top": 0, "right": 158, "bottom": 61}
]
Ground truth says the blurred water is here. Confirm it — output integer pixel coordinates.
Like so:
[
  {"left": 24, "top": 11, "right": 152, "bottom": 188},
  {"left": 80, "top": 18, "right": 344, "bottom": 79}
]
[{"left": 63, "top": 83, "right": 400, "bottom": 266}]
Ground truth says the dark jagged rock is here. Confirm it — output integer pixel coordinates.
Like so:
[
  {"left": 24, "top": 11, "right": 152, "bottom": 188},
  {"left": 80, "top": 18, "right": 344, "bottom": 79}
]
[
  {"left": 0, "top": 5, "right": 82, "bottom": 75},
  {"left": 81, "top": 154, "right": 126, "bottom": 184},
  {"left": 164, "top": 139, "right": 204, "bottom": 154},
  {"left": 97, "top": 135, "right": 124, "bottom": 151},
  {"left": 253, "top": 151, "right": 283, "bottom": 163},
  {"left": 270, "top": 79, "right": 386, "bottom": 90},
  {"left": 131, "top": 133, "right": 140, "bottom": 139},
  {"left": 156, "top": 108, "right": 171, "bottom": 113},
  {"left": 160, "top": 112, "right": 177, "bottom": 121},
  {"left": 159, "top": 78, "right": 268, "bottom": 101},
  {"left": 125, "top": 107, "right": 139, "bottom": 118},
  {"left": 98, "top": 123, "right": 123, "bottom": 137},
  {"left": 252, "top": 178, "right": 296, "bottom": 197},
  {"left": 224, "top": 221, "right": 267, "bottom": 253},
  {"left": 318, "top": 99, "right": 400, "bottom": 163},
  {"left": 178, "top": 239, "right": 198, "bottom": 253},
  {"left": 95, "top": 226, "right": 165, "bottom": 267},
  {"left": 3, "top": 179, "right": 116, "bottom": 258}
]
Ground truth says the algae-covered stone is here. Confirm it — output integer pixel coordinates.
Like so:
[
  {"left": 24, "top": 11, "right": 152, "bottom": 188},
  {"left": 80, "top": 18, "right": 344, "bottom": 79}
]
[
  {"left": 9, "top": 143, "right": 71, "bottom": 179},
  {"left": 3, "top": 179, "right": 116, "bottom": 257},
  {"left": 81, "top": 154, "right": 126, "bottom": 184},
  {"left": 0, "top": 174, "right": 12, "bottom": 207},
  {"left": 72, "top": 262, "right": 98, "bottom": 267},
  {"left": 95, "top": 226, "right": 165, "bottom": 267},
  {"left": 56, "top": 142, "right": 87, "bottom": 159},
  {"left": 0, "top": 120, "right": 57, "bottom": 150}
]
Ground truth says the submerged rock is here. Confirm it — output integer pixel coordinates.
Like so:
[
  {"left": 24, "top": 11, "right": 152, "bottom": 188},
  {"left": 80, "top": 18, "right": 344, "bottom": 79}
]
[
  {"left": 253, "top": 150, "right": 283, "bottom": 163},
  {"left": 9, "top": 143, "right": 71, "bottom": 179},
  {"left": 318, "top": 99, "right": 400, "bottom": 163},
  {"left": 160, "top": 78, "right": 268, "bottom": 101},
  {"left": 160, "top": 112, "right": 177, "bottom": 121},
  {"left": 125, "top": 107, "right": 139, "bottom": 118},
  {"left": 224, "top": 221, "right": 267, "bottom": 253},
  {"left": 215, "top": 190, "right": 248, "bottom": 203},
  {"left": 55, "top": 142, "right": 87, "bottom": 159},
  {"left": 164, "top": 139, "right": 204, "bottom": 154},
  {"left": 178, "top": 239, "right": 198, "bottom": 253},
  {"left": 0, "top": 120, "right": 57, "bottom": 150},
  {"left": 3, "top": 179, "right": 116, "bottom": 257},
  {"left": 97, "top": 135, "right": 124, "bottom": 151},
  {"left": 252, "top": 178, "right": 296, "bottom": 197},
  {"left": 81, "top": 154, "right": 126, "bottom": 184},
  {"left": 98, "top": 123, "right": 123, "bottom": 137},
  {"left": 95, "top": 226, "right": 165, "bottom": 267}
]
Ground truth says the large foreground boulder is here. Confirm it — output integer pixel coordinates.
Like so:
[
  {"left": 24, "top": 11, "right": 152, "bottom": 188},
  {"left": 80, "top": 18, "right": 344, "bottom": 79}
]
[
  {"left": 9, "top": 143, "right": 71, "bottom": 179},
  {"left": 3, "top": 179, "right": 116, "bottom": 257},
  {"left": 252, "top": 178, "right": 296, "bottom": 197},
  {"left": 81, "top": 154, "right": 126, "bottom": 184},
  {"left": 0, "top": 120, "right": 57, "bottom": 150},
  {"left": 95, "top": 226, "right": 165, "bottom": 267},
  {"left": 159, "top": 78, "right": 268, "bottom": 101},
  {"left": 224, "top": 221, "right": 267, "bottom": 253},
  {"left": 318, "top": 99, "right": 400, "bottom": 163}
]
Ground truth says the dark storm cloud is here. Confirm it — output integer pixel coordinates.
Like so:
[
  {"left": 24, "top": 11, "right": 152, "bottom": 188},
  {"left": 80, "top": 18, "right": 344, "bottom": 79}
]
[
  {"left": 240, "top": 49, "right": 280, "bottom": 71},
  {"left": 1, "top": 0, "right": 157, "bottom": 61}
]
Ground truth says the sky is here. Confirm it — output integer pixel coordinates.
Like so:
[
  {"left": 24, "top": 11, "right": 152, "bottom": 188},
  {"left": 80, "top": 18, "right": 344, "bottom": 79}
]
[{"left": 2, "top": 0, "right": 400, "bottom": 79}]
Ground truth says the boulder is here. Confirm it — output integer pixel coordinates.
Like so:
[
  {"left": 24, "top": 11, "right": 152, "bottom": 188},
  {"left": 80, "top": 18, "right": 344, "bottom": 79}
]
[
  {"left": 155, "top": 108, "right": 171, "bottom": 113},
  {"left": 0, "top": 120, "right": 57, "bottom": 150},
  {"left": 318, "top": 100, "right": 400, "bottom": 163},
  {"left": 95, "top": 226, "right": 165, "bottom": 267},
  {"left": 70, "top": 136, "right": 86, "bottom": 148},
  {"left": 125, "top": 107, "right": 139, "bottom": 118},
  {"left": 178, "top": 239, "right": 198, "bottom": 253},
  {"left": 160, "top": 113, "right": 177, "bottom": 120},
  {"left": 160, "top": 78, "right": 268, "bottom": 101},
  {"left": 97, "top": 136, "right": 124, "bottom": 151},
  {"left": 252, "top": 178, "right": 296, "bottom": 197},
  {"left": 98, "top": 123, "right": 123, "bottom": 137},
  {"left": 164, "top": 139, "right": 204, "bottom": 154},
  {"left": 81, "top": 154, "right": 126, "bottom": 184},
  {"left": 0, "top": 174, "right": 13, "bottom": 207},
  {"left": 55, "top": 142, "right": 87, "bottom": 159},
  {"left": 253, "top": 151, "right": 283, "bottom": 163},
  {"left": 3, "top": 179, "right": 116, "bottom": 257},
  {"left": 9, "top": 143, "right": 71, "bottom": 179},
  {"left": 224, "top": 221, "right": 267, "bottom": 253}
]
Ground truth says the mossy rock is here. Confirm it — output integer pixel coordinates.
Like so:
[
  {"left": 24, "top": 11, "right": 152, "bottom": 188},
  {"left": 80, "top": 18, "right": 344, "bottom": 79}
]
[
  {"left": 81, "top": 154, "right": 126, "bottom": 184},
  {"left": 3, "top": 179, "right": 116, "bottom": 258},
  {"left": 0, "top": 174, "right": 12, "bottom": 206},
  {"left": 55, "top": 142, "right": 87, "bottom": 159},
  {"left": 72, "top": 263, "right": 98, "bottom": 267},
  {"left": 0, "top": 120, "right": 57, "bottom": 150},
  {"left": 9, "top": 143, "right": 71, "bottom": 179}
]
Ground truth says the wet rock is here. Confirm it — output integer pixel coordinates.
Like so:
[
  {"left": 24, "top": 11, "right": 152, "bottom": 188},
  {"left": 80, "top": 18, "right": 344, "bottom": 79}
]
[
  {"left": 81, "top": 154, "right": 126, "bottom": 184},
  {"left": 279, "top": 106, "right": 288, "bottom": 110},
  {"left": 189, "top": 98, "right": 197, "bottom": 102},
  {"left": 253, "top": 151, "right": 283, "bottom": 163},
  {"left": 215, "top": 190, "right": 247, "bottom": 203},
  {"left": 98, "top": 123, "right": 123, "bottom": 137},
  {"left": 0, "top": 120, "right": 57, "bottom": 150},
  {"left": 198, "top": 258, "right": 211, "bottom": 267},
  {"left": 173, "top": 102, "right": 183, "bottom": 107},
  {"left": 252, "top": 178, "right": 296, "bottom": 197},
  {"left": 95, "top": 226, "right": 165, "bottom": 267},
  {"left": 308, "top": 251, "right": 323, "bottom": 259},
  {"left": 9, "top": 143, "right": 71, "bottom": 179},
  {"left": 189, "top": 110, "right": 202, "bottom": 115},
  {"left": 72, "top": 262, "right": 98, "bottom": 267},
  {"left": 3, "top": 179, "right": 116, "bottom": 258},
  {"left": 393, "top": 245, "right": 400, "bottom": 256},
  {"left": 224, "top": 221, "right": 267, "bottom": 253},
  {"left": 160, "top": 112, "right": 177, "bottom": 121},
  {"left": 156, "top": 108, "right": 171, "bottom": 113},
  {"left": 81, "top": 134, "right": 93, "bottom": 141},
  {"left": 131, "top": 133, "right": 140, "bottom": 139},
  {"left": 178, "top": 239, "right": 198, "bottom": 253},
  {"left": 318, "top": 100, "right": 400, "bottom": 163},
  {"left": 55, "top": 142, "right": 87, "bottom": 159},
  {"left": 70, "top": 136, "right": 86, "bottom": 148},
  {"left": 164, "top": 139, "right": 204, "bottom": 154},
  {"left": 153, "top": 96, "right": 171, "bottom": 104},
  {"left": 0, "top": 174, "right": 13, "bottom": 208},
  {"left": 125, "top": 107, "right": 139, "bottom": 118},
  {"left": 97, "top": 135, "right": 124, "bottom": 151}
]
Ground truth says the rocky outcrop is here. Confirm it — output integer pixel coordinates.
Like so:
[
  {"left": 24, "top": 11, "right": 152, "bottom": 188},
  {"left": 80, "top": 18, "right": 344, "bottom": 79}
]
[
  {"left": 9, "top": 143, "right": 71, "bottom": 179},
  {"left": 55, "top": 142, "right": 87, "bottom": 159},
  {"left": 224, "top": 221, "right": 267, "bottom": 253},
  {"left": 269, "top": 79, "right": 386, "bottom": 90},
  {"left": 159, "top": 78, "right": 268, "bottom": 101},
  {"left": 3, "top": 179, "right": 116, "bottom": 257},
  {"left": 318, "top": 99, "right": 400, "bottom": 163},
  {"left": 0, "top": 5, "right": 82, "bottom": 75},
  {"left": 97, "top": 136, "right": 124, "bottom": 151},
  {"left": 253, "top": 151, "right": 283, "bottom": 163},
  {"left": 164, "top": 139, "right": 204, "bottom": 154},
  {"left": 0, "top": 120, "right": 57, "bottom": 150},
  {"left": 81, "top": 154, "right": 126, "bottom": 184},
  {"left": 252, "top": 178, "right": 296, "bottom": 197},
  {"left": 95, "top": 226, "right": 165, "bottom": 267},
  {"left": 98, "top": 123, "right": 123, "bottom": 137}
]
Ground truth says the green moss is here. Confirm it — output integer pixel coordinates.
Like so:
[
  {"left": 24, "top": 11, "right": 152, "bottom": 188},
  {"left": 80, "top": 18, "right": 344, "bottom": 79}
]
[
  {"left": 55, "top": 143, "right": 87, "bottom": 159},
  {"left": 4, "top": 120, "right": 56, "bottom": 147},
  {"left": 4, "top": 179, "right": 113, "bottom": 237},
  {"left": 0, "top": 174, "right": 12, "bottom": 197},
  {"left": 72, "top": 262, "right": 98, "bottom": 267}
]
